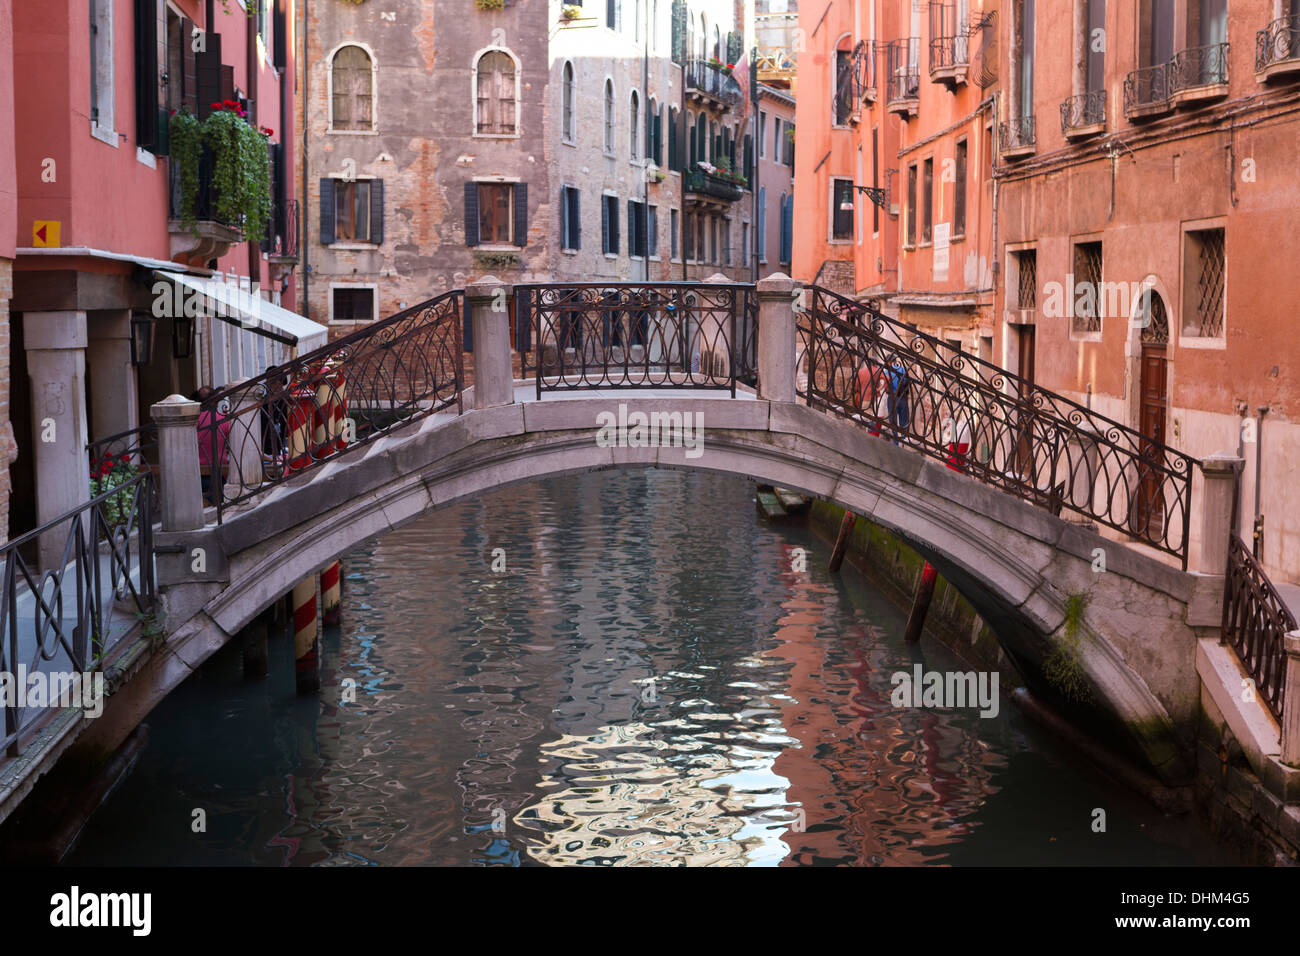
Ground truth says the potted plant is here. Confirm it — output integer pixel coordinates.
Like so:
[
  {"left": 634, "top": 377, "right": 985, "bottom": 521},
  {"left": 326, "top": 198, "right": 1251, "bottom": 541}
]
[
  {"left": 561, "top": 3, "right": 583, "bottom": 19},
  {"left": 475, "top": 0, "right": 505, "bottom": 9}
]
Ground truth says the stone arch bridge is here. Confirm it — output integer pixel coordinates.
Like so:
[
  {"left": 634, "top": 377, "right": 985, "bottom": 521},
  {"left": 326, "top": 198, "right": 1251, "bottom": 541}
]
[{"left": 6, "top": 275, "right": 1284, "bottom": 829}]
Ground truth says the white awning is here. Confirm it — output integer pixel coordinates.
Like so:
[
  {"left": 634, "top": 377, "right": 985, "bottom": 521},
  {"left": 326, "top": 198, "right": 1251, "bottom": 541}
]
[{"left": 152, "top": 270, "right": 328, "bottom": 353}]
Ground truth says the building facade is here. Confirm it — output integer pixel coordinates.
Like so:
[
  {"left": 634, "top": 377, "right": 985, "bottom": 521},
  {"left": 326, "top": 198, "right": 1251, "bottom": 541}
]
[
  {"left": 300, "top": 0, "right": 787, "bottom": 342},
  {"left": 6, "top": 0, "right": 308, "bottom": 554},
  {"left": 993, "top": 0, "right": 1300, "bottom": 582},
  {"left": 794, "top": 0, "right": 999, "bottom": 352}
]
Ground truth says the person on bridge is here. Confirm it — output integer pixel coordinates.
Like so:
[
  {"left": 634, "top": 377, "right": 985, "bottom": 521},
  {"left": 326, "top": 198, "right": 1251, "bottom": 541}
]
[{"left": 194, "top": 387, "right": 231, "bottom": 506}]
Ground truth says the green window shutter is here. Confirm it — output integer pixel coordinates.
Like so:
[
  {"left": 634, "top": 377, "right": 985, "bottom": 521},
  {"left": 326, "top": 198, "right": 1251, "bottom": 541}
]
[
  {"left": 513, "top": 181, "right": 528, "bottom": 246},
  {"left": 369, "top": 178, "right": 385, "bottom": 245},
  {"left": 464, "top": 182, "right": 480, "bottom": 246},
  {"left": 319, "top": 178, "right": 336, "bottom": 245}
]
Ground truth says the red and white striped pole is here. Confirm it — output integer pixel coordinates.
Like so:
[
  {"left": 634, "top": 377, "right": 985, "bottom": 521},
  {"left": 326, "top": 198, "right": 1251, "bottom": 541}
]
[
  {"left": 321, "top": 560, "right": 342, "bottom": 627},
  {"left": 292, "top": 576, "right": 320, "bottom": 694}
]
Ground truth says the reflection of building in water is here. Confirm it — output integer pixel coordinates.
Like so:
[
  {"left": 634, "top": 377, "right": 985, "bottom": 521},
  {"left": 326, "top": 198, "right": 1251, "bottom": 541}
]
[
  {"left": 766, "top": 543, "right": 1005, "bottom": 865},
  {"left": 514, "top": 717, "right": 794, "bottom": 867}
]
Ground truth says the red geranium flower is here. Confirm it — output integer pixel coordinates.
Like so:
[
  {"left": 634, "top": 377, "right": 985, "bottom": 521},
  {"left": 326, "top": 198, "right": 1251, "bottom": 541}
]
[{"left": 210, "top": 102, "right": 223, "bottom": 110}]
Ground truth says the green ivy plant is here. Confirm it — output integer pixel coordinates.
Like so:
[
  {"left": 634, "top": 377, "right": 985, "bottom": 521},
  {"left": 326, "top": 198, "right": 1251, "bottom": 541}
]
[
  {"left": 1044, "top": 592, "right": 1092, "bottom": 702},
  {"left": 169, "top": 106, "right": 272, "bottom": 240},
  {"left": 475, "top": 0, "right": 505, "bottom": 9},
  {"left": 169, "top": 110, "right": 203, "bottom": 233}
]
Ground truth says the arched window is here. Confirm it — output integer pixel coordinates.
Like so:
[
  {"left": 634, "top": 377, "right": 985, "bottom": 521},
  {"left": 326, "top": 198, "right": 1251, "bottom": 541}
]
[
  {"left": 475, "top": 50, "right": 518, "bottom": 136},
  {"left": 629, "top": 90, "right": 640, "bottom": 156},
  {"left": 603, "top": 79, "right": 615, "bottom": 153},
  {"left": 647, "top": 97, "right": 658, "bottom": 162},
  {"left": 331, "top": 45, "right": 374, "bottom": 131},
  {"left": 562, "top": 61, "right": 576, "bottom": 142},
  {"left": 713, "top": 26, "right": 722, "bottom": 60}
]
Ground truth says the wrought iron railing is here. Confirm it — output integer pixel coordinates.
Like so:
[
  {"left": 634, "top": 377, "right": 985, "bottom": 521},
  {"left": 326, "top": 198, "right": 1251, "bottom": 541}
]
[
  {"left": 885, "top": 38, "right": 921, "bottom": 104},
  {"left": 1257, "top": 16, "right": 1300, "bottom": 71},
  {"left": 168, "top": 146, "right": 239, "bottom": 228},
  {"left": 1169, "top": 42, "right": 1230, "bottom": 93},
  {"left": 0, "top": 472, "right": 155, "bottom": 756},
  {"left": 1223, "top": 533, "right": 1296, "bottom": 721},
  {"left": 684, "top": 167, "right": 745, "bottom": 201},
  {"left": 684, "top": 58, "right": 742, "bottom": 108},
  {"left": 1123, "top": 62, "right": 1171, "bottom": 114},
  {"left": 199, "top": 289, "right": 463, "bottom": 522},
  {"left": 798, "top": 286, "right": 1199, "bottom": 567},
  {"left": 1001, "top": 115, "right": 1036, "bottom": 152},
  {"left": 515, "top": 282, "right": 758, "bottom": 398},
  {"left": 1060, "top": 90, "right": 1107, "bottom": 134}
]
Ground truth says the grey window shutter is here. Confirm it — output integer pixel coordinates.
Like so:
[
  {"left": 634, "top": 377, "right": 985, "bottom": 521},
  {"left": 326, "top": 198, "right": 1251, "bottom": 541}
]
[
  {"left": 320, "top": 178, "right": 336, "bottom": 245},
  {"left": 601, "top": 197, "right": 610, "bottom": 253},
  {"left": 513, "top": 181, "right": 528, "bottom": 246},
  {"left": 369, "top": 178, "right": 385, "bottom": 245},
  {"left": 627, "top": 200, "right": 634, "bottom": 255},
  {"left": 464, "top": 181, "right": 480, "bottom": 246},
  {"left": 574, "top": 191, "right": 581, "bottom": 249},
  {"left": 561, "top": 187, "right": 569, "bottom": 248}
]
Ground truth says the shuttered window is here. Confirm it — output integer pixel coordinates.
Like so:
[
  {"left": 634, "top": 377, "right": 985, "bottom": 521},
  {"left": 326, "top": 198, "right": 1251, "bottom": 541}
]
[
  {"left": 561, "top": 186, "right": 581, "bottom": 250},
  {"left": 467, "top": 182, "right": 528, "bottom": 246},
  {"left": 475, "top": 51, "right": 517, "bottom": 136},
  {"left": 324, "top": 178, "right": 385, "bottom": 245},
  {"left": 602, "top": 195, "right": 619, "bottom": 255},
  {"left": 780, "top": 195, "right": 793, "bottom": 264},
  {"left": 332, "top": 45, "right": 374, "bottom": 131},
  {"left": 562, "top": 62, "right": 576, "bottom": 141}
]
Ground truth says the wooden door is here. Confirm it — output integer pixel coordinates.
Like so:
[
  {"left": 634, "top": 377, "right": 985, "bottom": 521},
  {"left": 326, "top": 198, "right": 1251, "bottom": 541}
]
[
  {"left": 1014, "top": 324, "right": 1036, "bottom": 476},
  {"left": 1133, "top": 293, "right": 1170, "bottom": 540}
]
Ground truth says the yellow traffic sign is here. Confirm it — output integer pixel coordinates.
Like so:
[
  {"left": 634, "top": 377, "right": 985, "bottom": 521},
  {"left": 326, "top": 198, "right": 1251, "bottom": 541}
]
[{"left": 32, "top": 221, "right": 61, "bottom": 248}]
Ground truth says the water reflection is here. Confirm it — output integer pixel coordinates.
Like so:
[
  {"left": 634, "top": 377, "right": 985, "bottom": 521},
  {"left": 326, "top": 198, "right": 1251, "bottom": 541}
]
[{"left": 65, "top": 470, "right": 1235, "bottom": 867}]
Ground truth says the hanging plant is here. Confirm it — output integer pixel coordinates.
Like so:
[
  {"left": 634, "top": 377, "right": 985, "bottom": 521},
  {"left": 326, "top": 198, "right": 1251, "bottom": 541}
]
[
  {"left": 475, "top": 0, "right": 505, "bottom": 9},
  {"left": 168, "top": 109, "right": 203, "bottom": 233},
  {"left": 170, "top": 101, "right": 272, "bottom": 240},
  {"left": 204, "top": 103, "right": 273, "bottom": 241}
]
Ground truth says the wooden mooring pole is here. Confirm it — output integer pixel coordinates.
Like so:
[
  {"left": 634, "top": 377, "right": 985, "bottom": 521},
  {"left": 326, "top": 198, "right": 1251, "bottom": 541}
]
[
  {"left": 827, "top": 511, "right": 857, "bottom": 573},
  {"left": 903, "top": 562, "right": 939, "bottom": 644}
]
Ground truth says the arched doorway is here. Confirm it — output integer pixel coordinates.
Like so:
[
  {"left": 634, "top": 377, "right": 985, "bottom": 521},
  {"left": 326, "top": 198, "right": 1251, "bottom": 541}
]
[{"left": 1132, "top": 289, "right": 1170, "bottom": 540}]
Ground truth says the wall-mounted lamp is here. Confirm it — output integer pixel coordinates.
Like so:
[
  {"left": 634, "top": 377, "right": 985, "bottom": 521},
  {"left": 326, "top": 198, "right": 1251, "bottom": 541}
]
[
  {"left": 842, "top": 184, "right": 889, "bottom": 210},
  {"left": 129, "top": 313, "right": 156, "bottom": 366},
  {"left": 171, "top": 313, "right": 195, "bottom": 360}
]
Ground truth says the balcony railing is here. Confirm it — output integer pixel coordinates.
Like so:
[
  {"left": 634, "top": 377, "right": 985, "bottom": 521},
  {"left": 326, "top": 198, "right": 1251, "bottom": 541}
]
[
  {"left": 683, "top": 167, "right": 745, "bottom": 202},
  {"left": 1123, "top": 62, "right": 1172, "bottom": 117},
  {"left": 1168, "top": 41, "right": 1230, "bottom": 98},
  {"left": 1000, "top": 115, "right": 1036, "bottom": 155},
  {"left": 885, "top": 38, "right": 921, "bottom": 112},
  {"left": 169, "top": 147, "right": 240, "bottom": 229},
  {"left": 684, "top": 58, "right": 742, "bottom": 109},
  {"left": 1257, "top": 16, "right": 1300, "bottom": 74},
  {"left": 1060, "top": 90, "right": 1107, "bottom": 136}
]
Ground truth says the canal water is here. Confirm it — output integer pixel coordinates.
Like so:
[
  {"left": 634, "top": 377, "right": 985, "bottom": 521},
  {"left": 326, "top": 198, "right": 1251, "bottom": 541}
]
[{"left": 67, "top": 470, "right": 1238, "bottom": 866}]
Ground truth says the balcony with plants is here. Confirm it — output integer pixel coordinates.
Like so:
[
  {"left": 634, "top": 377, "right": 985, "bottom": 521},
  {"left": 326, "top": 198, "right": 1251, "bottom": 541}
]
[
  {"left": 167, "top": 101, "right": 273, "bottom": 265},
  {"left": 684, "top": 57, "right": 743, "bottom": 111},
  {"left": 684, "top": 159, "right": 746, "bottom": 205}
]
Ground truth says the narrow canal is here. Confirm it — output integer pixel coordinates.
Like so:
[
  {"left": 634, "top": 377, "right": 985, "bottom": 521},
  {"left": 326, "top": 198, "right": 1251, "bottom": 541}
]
[{"left": 67, "top": 470, "right": 1237, "bottom": 866}]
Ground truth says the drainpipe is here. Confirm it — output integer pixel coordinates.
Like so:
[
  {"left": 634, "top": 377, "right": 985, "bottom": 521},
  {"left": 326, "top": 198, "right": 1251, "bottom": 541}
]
[
  {"left": 301, "top": 0, "right": 310, "bottom": 316},
  {"left": 750, "top": 56, "right": 758, "bottom": 283},
  {"left": 248, "top": 0, "right": 260, "bottom": 287},
  {"left": 1253, "top": 405, "right": 1268, "bottom": 559}
]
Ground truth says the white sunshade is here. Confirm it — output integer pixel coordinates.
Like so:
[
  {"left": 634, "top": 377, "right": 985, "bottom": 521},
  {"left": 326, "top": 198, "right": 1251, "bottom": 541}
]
[{"left": 154, "top": 270, "right": 328, "bottom": 354}]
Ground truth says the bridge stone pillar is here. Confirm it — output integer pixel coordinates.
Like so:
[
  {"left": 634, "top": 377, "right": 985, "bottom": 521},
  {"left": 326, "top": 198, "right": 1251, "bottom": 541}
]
[
  {"left": 151, "top": 395, "right": 205, "bottom": 532},
  {"left": 756, "top": 272, "right": 799, "bottom": 404},
  {"left": 1198, "top": 453, "right": 1242, "bottom": 575},
  {"left": 1284, "top": 632, "right": 1300, "bottom": 766},
  {"left": 466, "top": 276, "right": 515, "bottom": 410}
]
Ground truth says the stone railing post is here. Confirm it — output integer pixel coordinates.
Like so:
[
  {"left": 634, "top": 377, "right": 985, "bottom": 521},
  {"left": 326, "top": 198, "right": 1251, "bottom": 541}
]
[
  {"left": 1061, "top": 421, "right": 1099, "bottom": 516},
  {"left": 1199, "top": 453, "right": 1243, "bottom": 575},
  {"left": 756, "top": 272, "right": 798, "bottom": 404},
  {"left": 465, "top": 275, "right": 515, "bottom": 410},
  {"left": 1283, "top": 632, "right": 1300, "bottom": 766},
  {"left": 221, "top": 379, "right": 264, "bottom": 504},
  {"left": 150, "top": 395, "right": 204, "bottom": 533}
]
